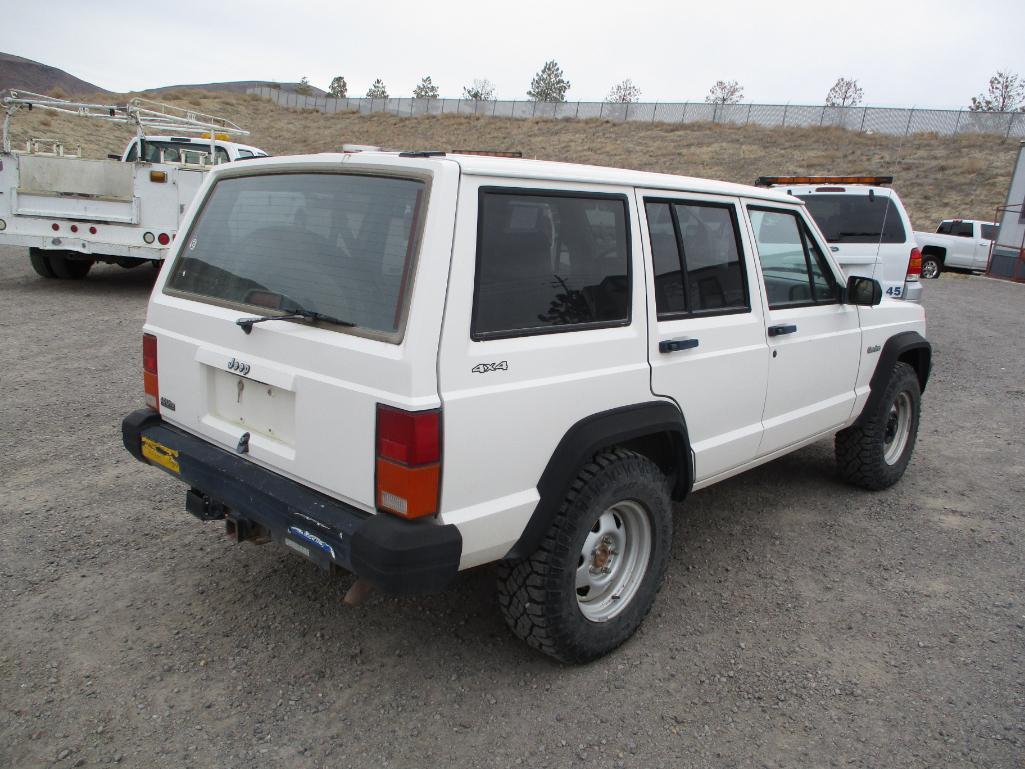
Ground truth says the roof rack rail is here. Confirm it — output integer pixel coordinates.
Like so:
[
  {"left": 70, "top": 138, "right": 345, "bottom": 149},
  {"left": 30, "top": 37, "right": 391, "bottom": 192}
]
[
  {"left": 451, "top": 149, "right": 522, "bottom": 158},
  {"left": 1, "top": 89, "right": 248, "bottom": 153}
]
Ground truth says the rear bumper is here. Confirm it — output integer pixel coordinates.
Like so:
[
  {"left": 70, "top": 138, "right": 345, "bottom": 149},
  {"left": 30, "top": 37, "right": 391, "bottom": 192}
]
[
  {"left": 0, "top": 231, "right": 167, "bottom": 260},
  {"left": 903, "top": 280, "right": 923, "bottom": 302},
  {"left": 121, "top": 409, "right": 461, "bottom": 594}
]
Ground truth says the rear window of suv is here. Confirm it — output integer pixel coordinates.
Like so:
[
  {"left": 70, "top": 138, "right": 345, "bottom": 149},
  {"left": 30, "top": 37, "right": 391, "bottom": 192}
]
[
  {"left": 798, "top": 193, "right": 906, "bottom": 244},
  {"left": 166, "top": 173, "right": 425, "bottom": 340},
  {"left": 471, "top": 189, "right": 631, "bottom": 339}
]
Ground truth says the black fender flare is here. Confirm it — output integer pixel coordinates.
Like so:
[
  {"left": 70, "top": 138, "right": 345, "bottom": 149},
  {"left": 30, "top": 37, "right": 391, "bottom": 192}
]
[
  {"left": 504, "top": 401, "right": 691, "bottom": 561},
  {"left": 858, "top": 330, "right": 931, "bottom": 424}
]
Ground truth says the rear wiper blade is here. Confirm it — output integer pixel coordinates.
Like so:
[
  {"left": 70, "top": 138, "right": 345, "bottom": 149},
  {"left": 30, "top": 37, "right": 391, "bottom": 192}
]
[{"left": 236, "top": 307, "right": 355, "bottom": 334}]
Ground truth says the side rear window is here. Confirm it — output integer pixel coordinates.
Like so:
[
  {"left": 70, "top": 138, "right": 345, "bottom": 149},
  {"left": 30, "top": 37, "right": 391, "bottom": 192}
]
[
  {"left": 644, "top": 199, "right": 749, "bottom": 318},
  {"left": 472, "top": 190, "right": 631, "bottom": 339},
  {"left": 980, "top": 224, "right": 998, "bottom": 241},
  {"left": 952, "top": 221, "right": 974, "bottom": 237},
  {"left": 749, "top": 207, "right": 840, "bottom": 309}
]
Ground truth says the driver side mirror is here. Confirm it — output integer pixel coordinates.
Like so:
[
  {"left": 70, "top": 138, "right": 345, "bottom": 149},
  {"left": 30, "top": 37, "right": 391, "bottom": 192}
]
[{"left": 845, "top": 275, "right": 883, "bottom": 306}]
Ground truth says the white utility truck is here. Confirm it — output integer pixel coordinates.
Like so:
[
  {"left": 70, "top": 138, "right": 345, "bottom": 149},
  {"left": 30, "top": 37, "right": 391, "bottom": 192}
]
[
  {"left": 0, "top": 90, "right": 266, "bottom": 279},
  {"left": 914, "top": 219, "right": 999, "bottom": 278}
]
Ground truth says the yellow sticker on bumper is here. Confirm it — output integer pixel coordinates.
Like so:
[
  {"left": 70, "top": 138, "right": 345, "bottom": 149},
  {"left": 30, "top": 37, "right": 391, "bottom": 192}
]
[{"left": 141, "top": 436, "right": 180, "bottom": 474}]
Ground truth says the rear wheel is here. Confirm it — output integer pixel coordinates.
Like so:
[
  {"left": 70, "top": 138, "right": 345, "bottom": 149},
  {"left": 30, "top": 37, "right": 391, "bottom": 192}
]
[
  {"left": 28, "top": 248, "right": 57, "bottom": 279},
  {"left": 496, "top": 448, "right": 672, "bottom": 663},
  {"left": 49, "top": 252, "right": 93, "bottom": 280},
  {"left": 920, "top": 255, "right": 941, "bottom": 279}
]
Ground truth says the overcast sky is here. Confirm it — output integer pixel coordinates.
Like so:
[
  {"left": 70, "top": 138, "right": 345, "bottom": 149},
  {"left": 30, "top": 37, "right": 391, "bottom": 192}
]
[{"left": 4, "top": 0, "right": 1024, "bottom": 108}]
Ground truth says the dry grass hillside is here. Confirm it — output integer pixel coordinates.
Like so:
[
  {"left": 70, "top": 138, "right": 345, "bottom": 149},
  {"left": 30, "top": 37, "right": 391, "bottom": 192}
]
[{"left": 6, "top": 90, "right": 1019, "bottom": 229}]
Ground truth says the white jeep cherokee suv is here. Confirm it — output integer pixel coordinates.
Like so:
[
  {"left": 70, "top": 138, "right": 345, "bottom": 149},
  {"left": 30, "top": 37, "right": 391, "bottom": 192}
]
[{"left": 122, "top": 152, "right": 931, "bottom": 663}]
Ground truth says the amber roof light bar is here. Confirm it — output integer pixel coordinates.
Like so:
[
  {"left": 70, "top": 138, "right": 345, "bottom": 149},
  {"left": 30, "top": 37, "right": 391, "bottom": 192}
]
[{"left": 755, "top": 175, "right": 893, "bottom": 187}]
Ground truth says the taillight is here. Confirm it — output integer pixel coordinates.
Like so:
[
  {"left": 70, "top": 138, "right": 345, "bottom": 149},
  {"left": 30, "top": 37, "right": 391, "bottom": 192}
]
[
  {"left": 375, "top": 405, "right": 441, "bottom": 519},
  {"left": 157, "top": 233, "right": 170, "bottom": 246},
  {"left": 143, "top": 333, "right": 159, "bottom": 411},
  {"left": 906, "top": 247, "right": 922, "bottom": 281}
]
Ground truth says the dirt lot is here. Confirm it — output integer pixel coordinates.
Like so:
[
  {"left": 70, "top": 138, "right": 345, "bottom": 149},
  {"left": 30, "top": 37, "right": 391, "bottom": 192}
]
[{"left": 1, "top": 249, "right": 1023, "bottom": 769}]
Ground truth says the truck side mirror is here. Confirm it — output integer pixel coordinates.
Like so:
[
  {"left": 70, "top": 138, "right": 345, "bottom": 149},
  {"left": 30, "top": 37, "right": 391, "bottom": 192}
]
[{"left": 845, "top": 275, "right": 883, "bottom": 306}]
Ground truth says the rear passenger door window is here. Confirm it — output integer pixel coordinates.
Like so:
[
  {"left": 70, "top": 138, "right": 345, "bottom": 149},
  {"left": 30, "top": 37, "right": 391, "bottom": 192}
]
[
  {"left": 643, "top": 199, "right": 749, "bottom": 317},
  {"left": 472, "top": 190, "right": 631, "bottom": 339},
  {"left": 748, "top": 208, "right": 839, "bottom": 309}
]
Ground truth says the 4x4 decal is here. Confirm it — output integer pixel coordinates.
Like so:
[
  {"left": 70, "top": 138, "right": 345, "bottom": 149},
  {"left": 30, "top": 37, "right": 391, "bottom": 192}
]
[{"left": 471, "top": 361, "right": 508, "bottom": 374}]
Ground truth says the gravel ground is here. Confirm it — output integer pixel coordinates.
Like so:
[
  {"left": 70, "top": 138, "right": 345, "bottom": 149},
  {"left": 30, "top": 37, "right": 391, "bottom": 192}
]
[{"left": 1, "top": 249, "right": 1023, "bottom": 769}]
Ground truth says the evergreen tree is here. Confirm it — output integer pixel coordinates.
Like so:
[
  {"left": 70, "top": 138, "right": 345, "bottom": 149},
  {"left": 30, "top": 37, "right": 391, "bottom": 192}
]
[{"left": 528, "top": 60, "right": 571, "bottom": 102}]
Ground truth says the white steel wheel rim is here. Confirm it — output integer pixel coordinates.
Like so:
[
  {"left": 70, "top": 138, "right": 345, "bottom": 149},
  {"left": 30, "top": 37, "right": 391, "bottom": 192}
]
[
  {"left": 921, "top": 260, "right": 939, "bottom": 279},
  {"left": 575, "top": 500, "right": 652, "bottom": 623},
  {"left": 883, "top": 391, "right": 913, "bottom": 465}
]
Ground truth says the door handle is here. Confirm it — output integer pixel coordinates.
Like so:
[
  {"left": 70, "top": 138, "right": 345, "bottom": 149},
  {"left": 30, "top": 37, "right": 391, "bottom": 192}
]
[
  {"left": 659, "top": 337, "right": 699, "bottom": 353},
  {"left": 767, "top": 324, "right": 798, "bottom": 337}
]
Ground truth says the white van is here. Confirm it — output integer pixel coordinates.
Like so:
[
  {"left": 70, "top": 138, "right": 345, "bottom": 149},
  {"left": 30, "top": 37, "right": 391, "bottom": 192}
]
[{"left": 123, "top": 152, "right": 930, "bottom": 662}]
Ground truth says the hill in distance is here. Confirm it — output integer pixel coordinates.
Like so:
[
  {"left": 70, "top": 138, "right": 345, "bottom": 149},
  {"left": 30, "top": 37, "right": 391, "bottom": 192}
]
[
  {"left": 0, "top": 51, "right": 323, "bottom": 97},
  {"left": 0, "top": 51, "right": 106, "bottom": 95}
]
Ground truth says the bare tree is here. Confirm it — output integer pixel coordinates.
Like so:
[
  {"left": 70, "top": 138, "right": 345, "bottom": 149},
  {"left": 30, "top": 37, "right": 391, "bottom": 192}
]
[
  {"left": 295, "top": 77, "right": 313, "bottom": 96},
  {"left": 825, "top": 77, "right": 863, "bottom": 107},
  {"left": 969, "top": 70, "right": 1025, "bottom": 112},
  {"left": 462, "top": 79, "right": 496, "bottom": 101},
  {"left": 413, "top": 76, "right": 440, "bottom": 99},
  {"left": 366, "top": 79, "right": 388, "bottom": 99},
  {"left": 528, "top": 60, "right": 571, "bottom": 102},
  {"left": 705, "top": 80, "right": 743, "bottom": 105},
  {"left": 606, "top": 79, "right": 641, "bottom": 103},
  {"left": 328, "top": 76, "right": 347, "bottom": 98}
]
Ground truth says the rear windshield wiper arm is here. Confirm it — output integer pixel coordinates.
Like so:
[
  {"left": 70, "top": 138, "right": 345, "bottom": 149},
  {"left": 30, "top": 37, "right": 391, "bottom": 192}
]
[{"left": 237, "top": 307, "right": 355, "bottom": 334}]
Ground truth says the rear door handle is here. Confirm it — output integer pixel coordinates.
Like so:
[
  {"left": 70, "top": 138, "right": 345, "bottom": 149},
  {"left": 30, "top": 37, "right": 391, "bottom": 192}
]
[
  {"left": 659, "top": 337, "right": 699, "bottom": 353},
  {"left": 767, "top": 324, "right": 798, "bottom": 337}
]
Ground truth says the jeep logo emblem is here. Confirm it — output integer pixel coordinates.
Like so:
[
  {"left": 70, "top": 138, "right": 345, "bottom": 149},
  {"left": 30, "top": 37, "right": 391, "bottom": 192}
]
[{"left": 227, "top": 357, "right": 251, "bottom": 376}]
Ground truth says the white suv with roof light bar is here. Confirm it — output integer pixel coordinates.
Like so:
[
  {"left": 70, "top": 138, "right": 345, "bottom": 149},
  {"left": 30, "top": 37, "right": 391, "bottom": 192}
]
[
  {"left": 756, "top": 177, "right": 923, "bottom": 302},
  {"left": 122, "top": 152, "right": 931, "bottom": 663}
]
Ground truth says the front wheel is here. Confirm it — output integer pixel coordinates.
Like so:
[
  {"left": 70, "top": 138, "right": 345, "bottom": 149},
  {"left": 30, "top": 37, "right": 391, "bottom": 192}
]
[
  {"left": 835, "top": 362, "right": 922, "bottom": 490},
  {"left": 920, "top": 255, "right": 941, "bottom": 279},
  {"left": 496, "top": 449, "right": 672, "bottom": 663}
]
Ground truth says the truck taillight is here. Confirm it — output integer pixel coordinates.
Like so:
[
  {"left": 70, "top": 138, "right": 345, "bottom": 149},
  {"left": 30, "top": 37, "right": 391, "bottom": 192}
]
[
  {"left": 375, "top": 405, "right": 441, "bottom": 519},
  {"left": 143, "top": 333, "right": 159, "bottom": 411},
  {"left": 907, "top": 247, "right": 922, "bottom": 281}
]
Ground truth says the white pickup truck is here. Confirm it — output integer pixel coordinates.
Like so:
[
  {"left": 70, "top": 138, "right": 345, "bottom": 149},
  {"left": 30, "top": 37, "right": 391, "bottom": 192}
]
[
  {"left": 914, "top": 219, "right": 999, "bottom": 278},
  {"left": 0, "top": 91, "right": 266, "bottom": 279}
]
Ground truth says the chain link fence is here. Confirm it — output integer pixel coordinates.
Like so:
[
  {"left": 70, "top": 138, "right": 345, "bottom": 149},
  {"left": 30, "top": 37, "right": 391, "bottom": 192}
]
[{"left": 248, "top": 86, "right": 1025, "bottom": 139}]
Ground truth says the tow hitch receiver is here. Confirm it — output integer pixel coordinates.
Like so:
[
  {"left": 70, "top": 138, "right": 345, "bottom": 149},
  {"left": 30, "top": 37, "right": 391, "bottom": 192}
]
[
  {"left": 225, "top": 514, "right": 271, "bottom": 545},
  {"left": 185, "top": 488, "right": 227, "bottom": 521}
]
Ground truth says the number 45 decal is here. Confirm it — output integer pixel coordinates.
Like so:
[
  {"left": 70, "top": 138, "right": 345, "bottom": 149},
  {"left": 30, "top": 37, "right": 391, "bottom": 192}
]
[
  {"left": 885, "top": 286, "right": 903, "bottom": 297},
  {"left": 471, "top": 361, "right": 508, "bottom": 374}
]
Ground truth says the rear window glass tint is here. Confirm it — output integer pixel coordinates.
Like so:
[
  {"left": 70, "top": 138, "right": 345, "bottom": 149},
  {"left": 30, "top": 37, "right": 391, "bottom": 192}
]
[
  {"left": 798, "top": 193, "right": 906, "bottom": 244},
  {"left": 675, "top": 203, "right": 747, "bottom": 312},
  {"left": 472, "top": 191, "right": 630, "bottom": 338},
  {"left": 166, "top": 173, "right": 425, "bottom": 337},
  {"left": 981, "top": 224, "right": 998, "bottom": 241}
]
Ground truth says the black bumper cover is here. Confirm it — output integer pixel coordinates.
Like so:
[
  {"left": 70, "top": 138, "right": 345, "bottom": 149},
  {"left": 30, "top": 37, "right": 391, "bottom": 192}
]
[{"left": 121, "top": 409, "right": 461, "bottom": 594}]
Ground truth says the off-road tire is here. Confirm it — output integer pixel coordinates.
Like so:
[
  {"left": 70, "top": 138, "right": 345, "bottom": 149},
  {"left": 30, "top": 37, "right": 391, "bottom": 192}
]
[
  {"left": 920, "top": 255, "right": 941, "bottom": 279},
  {"left": 496, "top": 448, "right": 672, "bottom": 664},
  {"left": 49, "top": 252, "right": 93, "bottom": 280},
  {"left": 835, "top": 361, "right": 921, "bottom": 490},
  {"left": 28, "top": 248, "right": 57, "bottom": 279}
]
